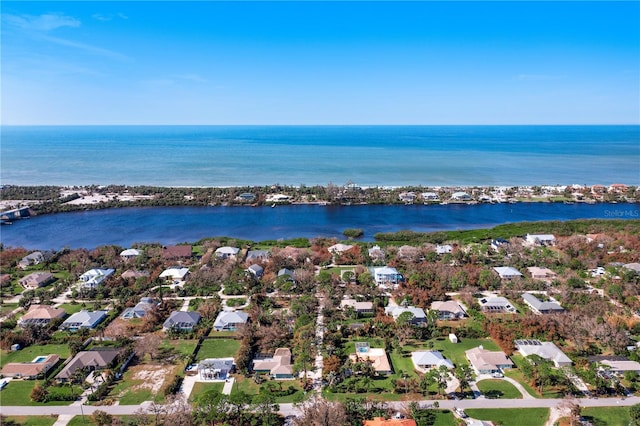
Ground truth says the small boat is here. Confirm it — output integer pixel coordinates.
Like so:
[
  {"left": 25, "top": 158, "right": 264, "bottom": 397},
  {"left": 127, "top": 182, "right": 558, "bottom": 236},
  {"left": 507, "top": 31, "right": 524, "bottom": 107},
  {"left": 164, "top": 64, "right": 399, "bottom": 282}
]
[{"left": 271, "top": 203, "right": 276, "bottom": 208}]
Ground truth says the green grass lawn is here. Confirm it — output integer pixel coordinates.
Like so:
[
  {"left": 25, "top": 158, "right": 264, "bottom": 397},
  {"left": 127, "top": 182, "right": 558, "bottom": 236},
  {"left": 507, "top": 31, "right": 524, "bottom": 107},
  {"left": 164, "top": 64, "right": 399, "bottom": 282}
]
[
  {"left": 581, "top": 407, "right": 631, "bottom": 426},
  {"left": 196, "top": 339, "right": 241, "bottom": 360},
  {"left": 0, "top": 344, "right": 71, "bottom": 367},
  {"left": 57, "top": 303, "right": 85, "bottom": 315},
  {"left": 506, "top": 355, "right": 564, "bottom": 399},
  {"left": 476, "top": 379, "right": 522, "bottom": 399},
  {"left": 232, "top": 376, "right": 306, "bottom": 403},
  {"left": 465, "top": 408, "right": 549, "bottom": 426},
  {"left": 427, "top": 337, "right": 500, "bottom": 367},
  {"left": 160, "top": 339, "right": 199, "bottom": 357},
  {"left": 433, "top": 410, "right": 460, "bottom": 426},
  {"left": 0, "top": 303, "right": 19, "bottom": 316},
  {"left": 3, "top": 416, "right": 58, "bottom": 426},
  {"left": 225, "top": 298, "right": 247, "bottom": 307},
  {"left": 189, "top": 381, "right": 225, "bottom": 400},
  {"left": 0, "top": 380, "right": 78, "bottom": 406}
]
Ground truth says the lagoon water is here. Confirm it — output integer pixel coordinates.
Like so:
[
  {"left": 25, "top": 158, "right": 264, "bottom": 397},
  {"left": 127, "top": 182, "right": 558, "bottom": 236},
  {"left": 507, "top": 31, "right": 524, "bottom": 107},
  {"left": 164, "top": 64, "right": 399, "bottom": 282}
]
[
  {"left": 2, "top": 202, "right": 638, "bottom": 250},
  {"left": 2, "top": 125, "right": 639, "bottom": 187}
]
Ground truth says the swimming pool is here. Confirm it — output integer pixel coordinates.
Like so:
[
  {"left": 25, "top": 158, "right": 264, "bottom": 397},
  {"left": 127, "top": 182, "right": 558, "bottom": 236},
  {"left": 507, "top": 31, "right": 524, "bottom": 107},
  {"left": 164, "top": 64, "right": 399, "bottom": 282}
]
[{"left": 32, "top": 356, "right": 47, "bottom": 363}]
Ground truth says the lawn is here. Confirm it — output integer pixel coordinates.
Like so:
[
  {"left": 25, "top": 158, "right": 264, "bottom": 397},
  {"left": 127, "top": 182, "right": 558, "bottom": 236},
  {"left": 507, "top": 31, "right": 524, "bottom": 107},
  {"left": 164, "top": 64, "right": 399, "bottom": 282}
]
[
  {"left": 225, "top": 297, "right": 247, "bottom": 307},
  {"left": 232, "top": 376, "right": 306, "bottom": 403},
  {"left": 427, "top": 337, "right": 501, "bottom": 367},
  {"left": 506, "top": 355, "right": 564, "bottom": 399},
  {"left": 160, "top": 339, "right": 199, "bottom": 357},
  {"left": 0, "top": 303, "right": 19, "bottom": 316},
  {"left": 1, "top": 344, "right": 71, "bottom": 367},
  {"left": 189, "top": 381, "right": 225, "bottom": 400},
  {"left": 465, "top": 408, "right": 549, "bottom": 426},
  {"left": 105, "top": 363, "right": 180, "bottom": 405},
  {"left": 433, "top": 410, "right": 460, "bottom": 426},
  {"left": 581, "top": 406, "right": 631, "bottom": 426},
  {"left": 0, "top": 380, "right": 77, "bottom": 406},
  {"left": 196, "top": 339, "right": 241, "bottom": 360},
  {"left": 57, "top": 303, "right": 85, "bottom": 315},
  {"left": 3, "top": 416, "right": 58, "bottom": 426},
  {"left": 476, "top": 379, "right": 522, "bottom": 399}
]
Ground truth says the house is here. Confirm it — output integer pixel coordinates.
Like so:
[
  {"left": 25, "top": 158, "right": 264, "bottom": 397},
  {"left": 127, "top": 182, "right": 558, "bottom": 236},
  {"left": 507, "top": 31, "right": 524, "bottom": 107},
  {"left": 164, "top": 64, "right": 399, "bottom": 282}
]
[
  {"left": 525, "top": 234, "right": 556, "bottom": 246},
  {"left": 430, "top": 300, "right": 467, "bottom": 320},
  {"left": 18, "top": 305, "right": 66, "bottom": 327},
  {"left": 55, "top": 348, "right": 122, "bottom": 382},
  {"left": 493, "top": 266, "right": 523, "bottom": 280},
  {"left": 121, "top": 297, "right": 157, "bottom": 319},
  {"left": 421, "top": 192, "right": 440, "bottom": 202},
  {"left": 252, "top": 348, "right": 294, "bottom": 379},
  {"left": 588, "top": 356, "right": 640, "bottom": 375},
  {"left": 515, "top": 339, "right": 572, "bottom": 367},
  {"left": 490, "top": 239, "right": 509, "bottom": 251},
  {"left": 277, "top": 268, "right": 295, "bottom": 281},
  {"left": 384, "top": 305, "right": 427, "bottom": 326},
  {"left": 163, "top": 311, "right": 201, "bottom": 332},
  {"left": 18, "top": 251, "right": 45, "bottom": 269},
  {"left": 162, "top": 245, "right": 192, "bottom": 260},
  {"left": 364, "top": 417, "right": 417, "bottom": 426},
  {"left": 328, "top": 243, "right": 354, "bottom": 255},
  {"left": 78, "top": 268, "right": 115, "bottom": 289},
  {"left": 465, "top": 346, "right": 514, "bottom": 374},
  {"left": 246, "top": 249, "right": 269, "bottom": 263},
  {"left": 198, "top": 358, "right": 235, "bottom": 380},
  {"left": 246, "top": 264, "right": 264, "bottom": 279},
  {"left": 435, "top": 244, "right": 453, "bottom": 255},
  {"left": 60, "top": 310, "right": 107, "bottom": 331},
  {"left": 624, "top": 263, "right": 640, "bottom": 274},
  {"left": 527, "top": 267, "right": 557, "bottom": 280},
  {"left": 451, "top": 191, "right": 472, "bottom": 201},
  {"left": 235, "top": 192, "right": 256, "bottom": 202},
  {"left": 397, "top": 245, "right": 419, "bottom": 259},
  {"left": 18, "top": 272, "right": 55, "bottom": 289},
  {"left": 213, "top": 310, "right": 249, "bottom": 331},
  {"left": 1, "top": 354, "right": 60, "bottom": 379},
  {"left": 411, "top": 350, "right": 454, "bottom": 372},
  {"left": 398, "top": 192, "right": 416, "bottom": 204},
  {"left": 121, "top": 269, "right": 149, "bottom": 280},
  {"left": 340, "top": 298, "right": 374, "bottom": 316},
  {"left": 159, "top": 267, "right": 190, "bottom": 282},
  {"left": 265, "top": 193, "right": 291, "bottom": 203},
  {"left": 368, "top": 245, "right": 386, "bottom": 262},
  {"left": 215, "top": 246, "right": 240, "bottom": 259},
  {"left": 522, "top": 293, "right": 564, "bottom": 314},
  {"left": 349, "top": 343, "right": 392, "bottom": 374},
  {"left": 478, "top": 296, "right": 516, "bottom": 313},
  {"left": 119, "top": 248, "right": 140, "bottom": 260},
  {"left": 373, "top": 266, "right": 403, "bottom": 289}
]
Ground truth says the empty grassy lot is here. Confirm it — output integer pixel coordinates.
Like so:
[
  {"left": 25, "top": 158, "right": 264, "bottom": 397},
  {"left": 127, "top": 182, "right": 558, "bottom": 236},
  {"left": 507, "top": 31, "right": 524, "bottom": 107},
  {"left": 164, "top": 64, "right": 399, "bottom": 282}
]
[
  {"left": 465, "top": 408, "right": 549, "bottom": 426},
  {"left": 476, "top": 379, "right": 523, "bottom": 399},
  {"left": 196, "top": 338, "right": 240, "bottom": 360}
]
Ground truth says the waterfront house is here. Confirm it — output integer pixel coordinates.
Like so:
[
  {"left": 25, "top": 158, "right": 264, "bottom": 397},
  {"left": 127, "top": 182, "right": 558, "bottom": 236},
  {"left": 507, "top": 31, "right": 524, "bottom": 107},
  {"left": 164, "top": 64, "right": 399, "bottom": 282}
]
[
  {"left": 235, "top": 192, "right": 256, "bottom": 202},
  {"left": 525, "top": 234, "right": 556, "bottom": 246},
  {"left": 78, "top": 268, "right": 115, "bottom": 289},
  {"left": 159, "top": 267, "right": 190, "bottom": 282},
  {"left": 213, "top": 310, "right": 249, "bottom": 331},
  {"left": 373, "top": 266, "right": 403, "bottom": 289},
  {"left": 465, "top": 346, "right": 514, "bottom": 374},
  {"left": 478, "top": 296, "right": 516, "bottom": 313},
  {"left": 527, "top": 267, "right": 557, "bottom": 280},
  {"left": 60, "top": 310, "right": 107, "bottom": 331},
  {"left": 265, "top": 193, "right": 291, "bottom": 203},
  {"left": 411, "top": 350, "right": 454, "bottom": 372},
  {"left": 385, "top": 305, "right": 427, "bottom": 325},
  {"left": 252, "top": 348, "right": 294, "bottom": 379},
  {"left": 246, "top": 249, "right": 269, "bottom": 263},
  {"left": 198, "top": 358, "right": 235, "bottom": 380},
  {"left": 163, "top": 311, "right": 201, "bottom": 332},
  {"left": 340, "top": 298, "right": 374, "bottom": 316},
  {"left": 398, "top": 192, "right": 416, "bottom": 204},
  {"left": 18, "top": 251, "right": 45, "bottom": 269},
  {"left": 120, "top": 248, "right": 140, "bottom": 261},
  {"left": 451, "top": 191, "right": 472, "bottom": 201},
  {"left": 328, "top": 243, "right": 354, "bottom": 255},
  {"left": 162, "top": 245, "right": 192, "bottom": 260},
  {"left": 421, "top": 192, "right": 440, "bottom": 202},
  {"left": 246, "top": 264, "right": 264, "bottom": 279},
  {"left": 493, "top": 266, "right": 523, "bottom": 280},
  {"left": 18, "top": 305, "right": 66, "bottom": 328},
  {"left": 435, "top": 244, "right": 453, "bottom": 255},
  {"left": 349, "top": 343, "right": 392, "bottom": 375},
  {"left": 19, "top": 272, "right": 55, "bottom": 289},
  {"left": 215, "top": 246, "right": 240, "bottom": 259},
  {"left": 55, "top": 348, "right": 121, "bottom": 382},
  {"left": 515, "top": 340, "right": 572, "bottom": 368},
  {"left": 522, "top": 293, "right": 564, "bottom": 314},
  {"left": 1, "top": 354, "right": 60, "bottom": 379},
  {"left": 430, "top": 300, "right": 467, "bottom": 320},
  {"left": 121, "top": 297, "right": 157, "bottom": 319}
]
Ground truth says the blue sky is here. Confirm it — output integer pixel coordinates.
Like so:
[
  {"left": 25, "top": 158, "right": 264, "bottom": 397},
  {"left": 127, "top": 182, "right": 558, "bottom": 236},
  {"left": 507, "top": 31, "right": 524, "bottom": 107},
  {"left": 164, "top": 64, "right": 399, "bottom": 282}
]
[{"left": 2, "top": 1, "right": 639, "bottom": 125}]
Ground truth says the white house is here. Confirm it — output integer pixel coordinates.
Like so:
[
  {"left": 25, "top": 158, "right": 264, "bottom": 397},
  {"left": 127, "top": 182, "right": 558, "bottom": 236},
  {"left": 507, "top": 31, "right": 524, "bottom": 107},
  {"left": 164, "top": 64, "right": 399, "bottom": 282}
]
[
  {"left": 18, "top": 251, "right": 45, "bottom": 269},
  {"left": 522, "top": 293, "right": 564, "bottom": 314},
  {"left": 493, "top": 266, "right": 523, "bottom": 280},
  {"left": 213, "top": 311, "right": 249, "bottom": 331},
  {"left": 435, "top": 244, "right": 453, "bottom": 255},
  {"left": 120, "top": 248, "right": 140, "bottom": 261},
  {"left": 215, "top": 247, "right": 240, "bottom": 259},
  {"left": 451, "top": 191, "right": 472, "bottom": 201},
  {"left": 411, "top": 350, "right": 454, "bottom": 372},
  {"left": 478, "top": 296, "right": 516, "bottom": 313},
  {"left": 78, "top": 268, "right": 115, "bottom": 289},
  {"left": 159, "top": 267, "right": 190, "bottom": 282},
  {"left": 466, "top": 346, "right": 514, "bottom": 374},
  {"left": 60, "top": 310, "right": 107, "bottom": 331},
  {"left": 525, "top": 234, "right": 556, "bottom": 246},
  {"left": 373, "top": 266, "right": 402, "bottom": 289},
  {"left": 515, "top": 339, "right": 572, "bottom": 368},
  {"left": 430, "top": 300, "right": 467, "bottom": 320},
  {"left": 385, "top": 305, "right": 427, "bottom": 325},
  {"left": 328, "top": 243, "right": 354, "bottom": 255}
]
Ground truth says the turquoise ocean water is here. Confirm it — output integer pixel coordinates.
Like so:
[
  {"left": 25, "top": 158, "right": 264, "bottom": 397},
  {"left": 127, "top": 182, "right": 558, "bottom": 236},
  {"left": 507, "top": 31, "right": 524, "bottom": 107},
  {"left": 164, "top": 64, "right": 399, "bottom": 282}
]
[{"left": 1, "top": 125, "right": 639, "bottom": 187}]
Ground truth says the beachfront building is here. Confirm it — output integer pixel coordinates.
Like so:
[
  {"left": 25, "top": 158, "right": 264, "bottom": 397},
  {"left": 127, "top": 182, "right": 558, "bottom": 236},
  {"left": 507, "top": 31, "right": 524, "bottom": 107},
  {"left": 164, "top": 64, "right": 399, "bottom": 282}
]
[
  {"left": 421, "top": 192, "right": 440, "bottom": 202},
  {"left": 430, "top": 300, "right": 467, "bottom": 320},
  {"left": 235, "top": 192, "right": 256, "bottom": 202},
  {"left": 60, "top": 310, "right": 107, "bottom": 331},
  {"left": 411, "top": 350, "right": 454, "bottom": 372},
  {"left": 478, "top": 295, "right": 516, "bottom": 313},
  {"left": 465, "top": 346, "right": 514, "bottom": 375},
  {"left": 522, "top": 293, "right": 564, "bottom": 314},
  {"left": 493, "top": 266, "right": 523, "bottom": 280},
  {"left": 19, "top": 272, "right": 55, "bottom": 289},
  {"left": 349, "top": 343, "right": 392, "bottom": 375},
  {"left": 215, "top": 246, "right": 240, "bottom": 260},
  {"left": 18, "top": 305, "right": 66, "bottom": 328},
  {"left": 252, "top": 348, "right": 294, "bottom": 379},
  {"left": 18, "top": 251, "right": 45, "bottom": 269},
  {"left": 515, "top": 340, "right": 572, "bottom": 368},
  {"left": 525, "top": 234, "right": 556, "bottom": 246},
  {"left": 120, "top": 248, "right": 140, "bottom": 261},
  {"left": 328, "top": 243, "right": 354, "bottom": 255},
  {"left": 78, "top": 268, "right": 115, "bottom": 289},
  {"left": 373, "top": 266, "right": 403, "bottom": 289},
  {"left": 451, "top": 191, "right": 472, "bottom": 201}
]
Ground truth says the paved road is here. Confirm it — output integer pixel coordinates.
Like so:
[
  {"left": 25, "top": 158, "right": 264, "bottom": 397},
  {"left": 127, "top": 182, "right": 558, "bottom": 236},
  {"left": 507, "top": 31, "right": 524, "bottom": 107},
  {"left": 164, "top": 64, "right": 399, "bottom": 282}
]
[{"left": 3, "top": 396, "right": 639, "bottom": 418}]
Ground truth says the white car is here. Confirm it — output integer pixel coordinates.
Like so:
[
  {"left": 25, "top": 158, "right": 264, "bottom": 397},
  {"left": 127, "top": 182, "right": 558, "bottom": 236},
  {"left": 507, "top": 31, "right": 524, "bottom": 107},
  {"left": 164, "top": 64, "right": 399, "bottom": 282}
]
[{"left": 492, "top": 372, "right": 504, "bottom": 378}]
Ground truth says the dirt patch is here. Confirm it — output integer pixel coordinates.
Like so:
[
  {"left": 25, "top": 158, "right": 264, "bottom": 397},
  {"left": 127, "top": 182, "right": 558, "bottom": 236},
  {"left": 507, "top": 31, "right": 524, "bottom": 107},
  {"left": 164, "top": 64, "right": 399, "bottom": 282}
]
[{"left": 129, "top": 364, "right": 178, "bottom": 394}]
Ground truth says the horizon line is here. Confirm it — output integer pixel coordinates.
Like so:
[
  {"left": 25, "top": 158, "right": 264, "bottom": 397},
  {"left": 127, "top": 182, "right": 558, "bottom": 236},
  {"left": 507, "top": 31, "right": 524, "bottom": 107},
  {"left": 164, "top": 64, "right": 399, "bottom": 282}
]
[{"left": 2, "top": 123, "right": 639, "bottom": 127}]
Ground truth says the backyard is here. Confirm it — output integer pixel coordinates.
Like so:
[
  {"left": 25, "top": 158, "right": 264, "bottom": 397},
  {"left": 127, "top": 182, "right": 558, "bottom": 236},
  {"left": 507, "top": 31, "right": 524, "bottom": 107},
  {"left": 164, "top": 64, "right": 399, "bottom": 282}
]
[
  {"left": 1, "top": 344, "right": 70, "bottom": 367},
  {"left": 196, "top": 338, "right": 240, "bottom": 360}
]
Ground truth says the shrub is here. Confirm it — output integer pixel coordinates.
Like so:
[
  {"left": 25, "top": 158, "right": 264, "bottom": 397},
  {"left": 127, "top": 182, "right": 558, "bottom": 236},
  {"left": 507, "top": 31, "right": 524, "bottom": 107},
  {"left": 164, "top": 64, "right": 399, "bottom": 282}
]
[{"left": 343, "top": 228, "right": 364, "bottom": 238}]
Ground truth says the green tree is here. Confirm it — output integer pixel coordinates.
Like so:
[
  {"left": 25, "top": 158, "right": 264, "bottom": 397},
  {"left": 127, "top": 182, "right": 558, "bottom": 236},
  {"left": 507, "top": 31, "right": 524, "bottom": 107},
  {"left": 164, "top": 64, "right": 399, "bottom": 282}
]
[{"left": 630, "top": 403, "right": 640, "bottom": 425}]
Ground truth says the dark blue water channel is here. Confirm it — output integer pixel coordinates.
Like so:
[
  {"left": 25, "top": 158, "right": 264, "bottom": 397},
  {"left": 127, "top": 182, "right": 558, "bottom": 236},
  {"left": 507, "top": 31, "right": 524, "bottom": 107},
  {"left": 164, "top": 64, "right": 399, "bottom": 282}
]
[{"left": 1, "top": 203, "right": 638, "bottom": 250}]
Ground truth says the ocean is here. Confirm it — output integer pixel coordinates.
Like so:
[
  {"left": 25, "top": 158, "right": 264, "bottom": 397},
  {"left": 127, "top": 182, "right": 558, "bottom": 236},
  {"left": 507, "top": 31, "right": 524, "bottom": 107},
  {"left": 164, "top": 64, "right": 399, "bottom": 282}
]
[
  {"left": 2, "top": 203, "right": 638, "bottom": 250},
  {"left": 1, "top": 125, "right": 639, "bottom": 187}
]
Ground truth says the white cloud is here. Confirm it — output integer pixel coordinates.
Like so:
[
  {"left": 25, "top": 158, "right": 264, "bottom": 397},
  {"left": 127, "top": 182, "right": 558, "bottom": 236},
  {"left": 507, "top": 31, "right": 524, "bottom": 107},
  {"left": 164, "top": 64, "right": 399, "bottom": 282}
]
[{"left": 3, "top": 13, "right": 80, "bottom": 31}]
